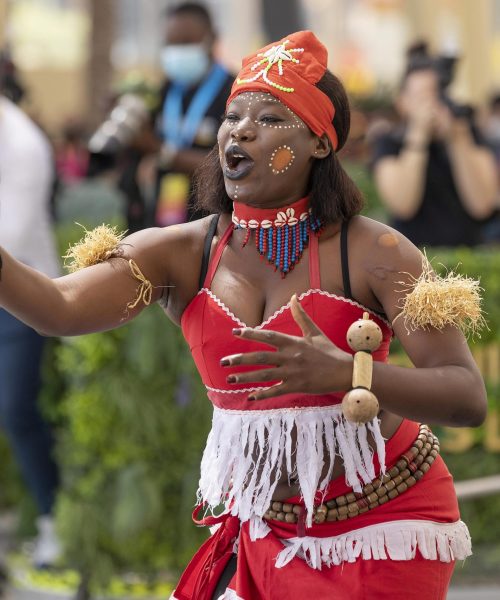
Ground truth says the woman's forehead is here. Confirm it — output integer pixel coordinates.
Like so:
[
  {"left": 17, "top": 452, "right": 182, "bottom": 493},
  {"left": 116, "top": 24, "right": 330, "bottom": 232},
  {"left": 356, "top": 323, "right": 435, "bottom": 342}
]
[{"left": 228, "top": 91, "right": 288, "bottom": 110}]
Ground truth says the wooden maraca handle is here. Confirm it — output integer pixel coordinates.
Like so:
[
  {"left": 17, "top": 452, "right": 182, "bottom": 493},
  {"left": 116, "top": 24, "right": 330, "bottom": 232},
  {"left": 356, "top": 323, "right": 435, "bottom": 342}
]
[
  {"left": 342, "top": 312, "right": 383, "bottom": 425},
  {"left": 352, "top": 351, "right": 373, "bottom": 389}
]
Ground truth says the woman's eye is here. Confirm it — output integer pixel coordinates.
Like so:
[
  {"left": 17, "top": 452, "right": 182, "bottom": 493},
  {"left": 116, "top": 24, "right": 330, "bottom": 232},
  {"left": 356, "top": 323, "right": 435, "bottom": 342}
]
[
  {"left": 260, "top": 115, "right": 282, "bottom": 123},
  {"left": 224, "top": 113, "right": 239, "bottom": 122}
]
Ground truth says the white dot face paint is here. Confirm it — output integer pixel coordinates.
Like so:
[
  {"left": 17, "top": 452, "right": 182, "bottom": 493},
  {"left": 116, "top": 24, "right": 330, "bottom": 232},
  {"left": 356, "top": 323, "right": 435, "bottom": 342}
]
[
  {"left": 218, "top": 91, "right": 314, "bottom": 205},
  {"left": 269, "top": 145, "right": 295, "bottom": 174},
  {"left": 223, "top": 92, "right": 307, "bottom": 131}
]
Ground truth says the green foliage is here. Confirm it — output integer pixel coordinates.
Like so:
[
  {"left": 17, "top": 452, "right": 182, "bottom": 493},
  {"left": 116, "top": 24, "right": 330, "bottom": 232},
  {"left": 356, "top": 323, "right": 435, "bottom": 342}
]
[
  {"left": 52, "top": 307, "right": 212, "bottom": 585},
  {"left": 428, "top": 247, "right": 500, "bottom": 344},
  {"left": 0, "top": 435, "right": 23, "bottom": 509},
  {"left": 344, "top": 159, "right": 388, "bottom": 223}
]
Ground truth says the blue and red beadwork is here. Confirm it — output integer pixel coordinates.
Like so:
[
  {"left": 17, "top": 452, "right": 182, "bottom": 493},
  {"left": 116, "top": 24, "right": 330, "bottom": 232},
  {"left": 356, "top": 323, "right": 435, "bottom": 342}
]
[{"left": 231, "top": 198, "right": 322, "bottom": 277}]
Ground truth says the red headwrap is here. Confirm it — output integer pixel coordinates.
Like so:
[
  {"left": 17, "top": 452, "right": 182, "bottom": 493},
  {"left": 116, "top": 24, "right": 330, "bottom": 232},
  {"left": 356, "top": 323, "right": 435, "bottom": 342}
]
[{"left": 226, "top": 31, "right": 338, "bottom": 151}]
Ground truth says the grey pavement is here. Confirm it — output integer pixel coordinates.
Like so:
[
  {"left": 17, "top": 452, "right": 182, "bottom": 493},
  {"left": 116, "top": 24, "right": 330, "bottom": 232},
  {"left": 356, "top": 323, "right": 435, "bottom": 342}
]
[
  {"left": 4, "top": 591, "right": 69, "bottom": 600},
  {"left": 447, "top": 589, "right": 500, "bottom": 600}
]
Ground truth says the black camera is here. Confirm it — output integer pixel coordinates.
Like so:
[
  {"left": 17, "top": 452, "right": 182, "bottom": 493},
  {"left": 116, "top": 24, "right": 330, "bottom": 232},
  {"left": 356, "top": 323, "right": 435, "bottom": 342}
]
[
  {"left": 406, "top": 42, "right": 474, "bottom": 121},
  {"left": 88, "top": 93, "right": 149, "bottom": 155}
]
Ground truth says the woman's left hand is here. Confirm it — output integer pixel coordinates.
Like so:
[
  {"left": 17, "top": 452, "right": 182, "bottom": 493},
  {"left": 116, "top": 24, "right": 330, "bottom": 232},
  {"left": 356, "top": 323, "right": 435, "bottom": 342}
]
[{"left": 220, "top": 295, "right": 353, "bottom": 400}]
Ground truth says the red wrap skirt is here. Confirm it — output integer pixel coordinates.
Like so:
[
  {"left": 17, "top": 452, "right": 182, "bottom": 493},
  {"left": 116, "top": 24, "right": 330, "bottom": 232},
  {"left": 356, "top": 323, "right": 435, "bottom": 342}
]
[{"left": 172, "top": 420, "right": 470, "bottom": 600}]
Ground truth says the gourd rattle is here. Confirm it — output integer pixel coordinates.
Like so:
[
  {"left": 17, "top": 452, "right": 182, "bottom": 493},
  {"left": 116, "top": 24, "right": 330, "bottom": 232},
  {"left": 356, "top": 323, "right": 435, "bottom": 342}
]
[{"left": 342, "top": 312, "right": 383, "bottom": 424}]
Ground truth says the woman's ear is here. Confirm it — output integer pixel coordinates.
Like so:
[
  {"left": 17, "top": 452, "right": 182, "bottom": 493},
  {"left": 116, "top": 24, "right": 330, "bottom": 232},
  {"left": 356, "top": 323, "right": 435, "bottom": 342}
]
[{"left": 312, "top": 133, "right": 331, "bottom": 159}]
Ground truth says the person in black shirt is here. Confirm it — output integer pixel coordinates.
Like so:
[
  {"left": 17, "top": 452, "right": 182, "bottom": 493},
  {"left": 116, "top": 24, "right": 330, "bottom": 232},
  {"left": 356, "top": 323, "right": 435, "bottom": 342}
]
[
  {"left": 371, "top": 49, "right": 497, "bottom": 247},
  {"left": 147, "top": 2, "right": 233, "bottom": 225}
]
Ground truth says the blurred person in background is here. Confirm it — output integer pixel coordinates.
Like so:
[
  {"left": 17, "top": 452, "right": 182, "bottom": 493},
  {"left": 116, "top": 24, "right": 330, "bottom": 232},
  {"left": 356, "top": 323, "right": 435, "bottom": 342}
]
[
  {"left": 55, "top": 118, "right": 89, "bottom": 186},
  {"left": 145, "top": 1, "right": 233, "bottom": 225},
  {"left": 478, "top": 93, "right": 500, "bottom": 242},
  {"left": 481, "top": 93, "right": 500, "bottom": 162},
  {"left": 0, "top": 55, "right": 61, "bottom": 568},
  {"left": 88, "top": 2, "right": 233, "bottom": 231},
  {"left": 371, "top": 42, "right": 497, "bottom": 247}
]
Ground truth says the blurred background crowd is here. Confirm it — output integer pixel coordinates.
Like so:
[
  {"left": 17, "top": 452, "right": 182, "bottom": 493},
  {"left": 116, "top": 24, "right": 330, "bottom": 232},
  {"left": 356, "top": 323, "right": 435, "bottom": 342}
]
[{"left": 1, "top": 1, "right": 500, "bottom": 599}]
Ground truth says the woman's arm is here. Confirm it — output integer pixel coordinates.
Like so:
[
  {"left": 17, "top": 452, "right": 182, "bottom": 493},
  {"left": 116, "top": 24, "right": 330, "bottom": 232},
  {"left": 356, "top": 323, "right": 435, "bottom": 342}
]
[
  {"left": 445, "top": 120, "right": 498, "bottom": 220},
  {"left": 0, "top": 223, "right": 199, "bottom": 337},
  {"left": 373, "top": 105, "right": 433, "bottom": 220},
  {"left": 359, "top": 218, "right": 487, "bottom": 427},
  {"left": 373, "top": 144, "right": 429, "bottom": 220}
]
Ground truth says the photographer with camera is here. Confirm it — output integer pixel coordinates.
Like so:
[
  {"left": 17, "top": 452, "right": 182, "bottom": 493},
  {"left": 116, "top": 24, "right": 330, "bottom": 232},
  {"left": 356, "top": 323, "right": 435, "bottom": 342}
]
[
  {"left": 371, "top": 43, "right": 497, "bottom": 247},
  {"left": 89, "top": 3, "right": 233, "bottom": 230}
]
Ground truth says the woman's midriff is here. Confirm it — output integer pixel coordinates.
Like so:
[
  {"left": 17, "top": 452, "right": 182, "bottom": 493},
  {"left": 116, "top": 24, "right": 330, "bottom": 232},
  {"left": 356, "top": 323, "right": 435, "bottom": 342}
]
[{"left": 271, "top": 411, "right": 404, "bottom": 501}]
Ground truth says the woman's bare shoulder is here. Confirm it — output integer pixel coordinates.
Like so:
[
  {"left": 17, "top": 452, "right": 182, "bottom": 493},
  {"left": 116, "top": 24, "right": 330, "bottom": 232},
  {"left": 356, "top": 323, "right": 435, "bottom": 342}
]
[
  {"left": 347, "top": 215, "right": 424, "bottom": 321},
  {"left": 119, "top": 215, "right": 225, "bottom": 281},
  {"left": 123, "top": 215, "right": 217, "bottom": 252}
]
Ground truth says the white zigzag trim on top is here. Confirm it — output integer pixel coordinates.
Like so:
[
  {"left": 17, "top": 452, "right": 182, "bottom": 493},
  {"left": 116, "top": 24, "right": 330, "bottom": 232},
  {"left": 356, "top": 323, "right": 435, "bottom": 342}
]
[
  {"left": 200, "top": 287, "right": 392, "bottom": 330},
  {"left": 205, "top": 403, "right": 344, "bottom": 417},
  {"left": 206, "top": 384, "right": 273, "bottom": 394},
  {"left": 258, "top": 288, "right": 392, "bottom": 329},
  {"left": 306, "top": 289, "right": 392, "bottom": 329},
  {"left": 201, "top": 288, "right": 246, "bottom": 327}
]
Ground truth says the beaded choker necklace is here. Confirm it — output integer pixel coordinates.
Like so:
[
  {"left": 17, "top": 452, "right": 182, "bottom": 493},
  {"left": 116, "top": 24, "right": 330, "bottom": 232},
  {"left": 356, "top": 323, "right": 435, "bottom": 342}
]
[{"left": 232, "top": 197, "right": 322, "bottom": 277}]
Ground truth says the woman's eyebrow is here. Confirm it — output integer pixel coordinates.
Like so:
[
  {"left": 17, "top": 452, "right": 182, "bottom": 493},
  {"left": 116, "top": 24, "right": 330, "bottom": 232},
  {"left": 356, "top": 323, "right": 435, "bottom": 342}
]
[{"left": 231, "top": 97, "right": 284, "bottom": 109}]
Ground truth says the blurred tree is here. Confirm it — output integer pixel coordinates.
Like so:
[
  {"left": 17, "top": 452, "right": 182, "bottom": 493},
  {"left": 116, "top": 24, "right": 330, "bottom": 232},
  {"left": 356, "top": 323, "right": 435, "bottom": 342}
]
[{"left": 87, "top": 0, "right": 114, "bottom": 128}]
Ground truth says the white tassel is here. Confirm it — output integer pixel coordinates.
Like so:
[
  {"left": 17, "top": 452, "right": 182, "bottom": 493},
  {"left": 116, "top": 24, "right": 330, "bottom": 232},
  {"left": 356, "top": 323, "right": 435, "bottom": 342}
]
[
  {"left": 198, "top": 405, "right": 387, "bottom": 527},
  {"left": 249, "top": 516, "right": 271, "bottom": 541},
  {"left": 217, "top": 589, "right": 244, "bottom": 600},
  {"left": 275, "top": 519, "right": 472, "bottom": 569}
]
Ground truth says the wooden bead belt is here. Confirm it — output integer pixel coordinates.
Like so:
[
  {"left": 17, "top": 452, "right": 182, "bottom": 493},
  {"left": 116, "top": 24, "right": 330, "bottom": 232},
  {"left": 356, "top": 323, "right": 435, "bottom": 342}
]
[{"left": 264, "top": 424, "right": 439, "bottom": 524}]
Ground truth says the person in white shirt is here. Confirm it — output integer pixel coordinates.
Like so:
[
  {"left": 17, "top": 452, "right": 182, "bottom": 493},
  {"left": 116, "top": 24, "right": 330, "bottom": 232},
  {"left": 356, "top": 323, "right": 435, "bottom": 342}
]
[{"left": 0, "top": 90, "right": 61, "bottom": 568}]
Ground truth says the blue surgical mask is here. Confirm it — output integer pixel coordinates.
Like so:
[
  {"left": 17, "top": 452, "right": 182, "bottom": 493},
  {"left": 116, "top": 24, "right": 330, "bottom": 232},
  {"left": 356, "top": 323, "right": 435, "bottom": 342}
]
[{"left": 160, "top": 44, "right": 210, "bottom": 86}]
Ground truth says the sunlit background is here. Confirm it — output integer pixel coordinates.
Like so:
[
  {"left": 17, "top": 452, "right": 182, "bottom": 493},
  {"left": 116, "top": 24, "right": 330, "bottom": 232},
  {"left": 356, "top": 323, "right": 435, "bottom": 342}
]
[{"left": 2, "top": 0, "right": 500, "bottom": 131}]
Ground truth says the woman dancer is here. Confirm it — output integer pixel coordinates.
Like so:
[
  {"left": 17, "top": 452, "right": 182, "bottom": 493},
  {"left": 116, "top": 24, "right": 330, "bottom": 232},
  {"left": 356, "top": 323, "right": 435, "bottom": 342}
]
[{"left": 0, "top": 32, "right": 486, "bottom": 600}]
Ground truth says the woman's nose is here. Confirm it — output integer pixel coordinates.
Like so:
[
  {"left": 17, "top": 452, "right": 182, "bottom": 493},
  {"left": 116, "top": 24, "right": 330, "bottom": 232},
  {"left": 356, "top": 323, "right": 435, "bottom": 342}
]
[{"left": 230, "top": 117, "right": 257, "bottom": 142}]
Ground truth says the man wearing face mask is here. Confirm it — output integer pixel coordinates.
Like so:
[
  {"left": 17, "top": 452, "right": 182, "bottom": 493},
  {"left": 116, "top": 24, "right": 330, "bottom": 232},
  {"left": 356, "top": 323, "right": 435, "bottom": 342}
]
[{"left": 151, "top": 2, "right": 233, "bottom": 225}]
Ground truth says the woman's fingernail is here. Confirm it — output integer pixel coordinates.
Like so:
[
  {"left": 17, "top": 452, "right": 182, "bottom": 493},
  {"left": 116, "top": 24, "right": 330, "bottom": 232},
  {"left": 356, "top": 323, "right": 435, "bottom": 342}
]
[
  {"left": 227, "top": 375, "right": 237, "bottom": 383},
  {"left": 248, "top": 395, "right": 256, "bottom": 401},
  {"left": 220, "top": 358, "right": 230, "bottom": 366},
  {"left": 232, "top": 328, "right": 242, "bottom": 336}
]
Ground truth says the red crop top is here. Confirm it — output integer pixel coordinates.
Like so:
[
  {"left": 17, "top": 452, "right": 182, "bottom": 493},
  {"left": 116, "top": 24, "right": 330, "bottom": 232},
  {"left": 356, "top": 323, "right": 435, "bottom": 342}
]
[{"left": 181, "top": 220, "right": 392, "bottom": 411}]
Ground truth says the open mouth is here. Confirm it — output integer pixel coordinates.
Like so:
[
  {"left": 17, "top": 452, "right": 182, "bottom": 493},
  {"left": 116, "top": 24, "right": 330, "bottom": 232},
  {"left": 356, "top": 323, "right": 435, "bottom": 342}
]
[{"left": 224, "top": 145, "right": 255, "bottom": 180}]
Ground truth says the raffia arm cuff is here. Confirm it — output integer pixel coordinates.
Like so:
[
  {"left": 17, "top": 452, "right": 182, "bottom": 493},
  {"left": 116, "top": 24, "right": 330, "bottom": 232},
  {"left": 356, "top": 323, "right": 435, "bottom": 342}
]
[
  {"left": 63, "top": 224, "right": 126, "bottom": 272},
  {"left": 63, "top": 224, "right": 153, "bottom": 311},
  {"left": 393, "top": 253, "right": 486, "bottom": 337}
]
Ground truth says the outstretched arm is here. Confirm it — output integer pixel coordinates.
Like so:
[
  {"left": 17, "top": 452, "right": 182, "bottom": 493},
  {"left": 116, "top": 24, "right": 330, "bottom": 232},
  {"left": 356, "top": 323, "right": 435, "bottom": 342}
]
[{"left": 0, "top": 225, "right": 188, "bottom": 337}]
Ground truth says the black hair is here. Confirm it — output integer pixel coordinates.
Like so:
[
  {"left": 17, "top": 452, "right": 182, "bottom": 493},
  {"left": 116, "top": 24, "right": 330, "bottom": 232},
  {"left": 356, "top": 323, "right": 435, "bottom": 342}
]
[
  {"left": 401, "top": 41, "right": 458, "bottom": 92},
  {"left": 165, "top": 2, "right": 214, "bottom": 32},
  {"left": 0, "top": 50, "right": 25, "bottom": 104},
  {"left": 193, "top": 69, "right": 364, "bottom": 224}
]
